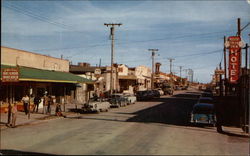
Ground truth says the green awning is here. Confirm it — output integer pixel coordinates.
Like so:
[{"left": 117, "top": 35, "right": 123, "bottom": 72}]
[{"left": 1, "top": 65, "right": 93, "bottom": 84}]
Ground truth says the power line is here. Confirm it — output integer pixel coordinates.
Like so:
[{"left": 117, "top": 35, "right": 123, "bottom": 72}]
[
  {"left": 116, "top": 30, "right": 233, "bottom": 45},
  {"left": 158, "top": 49, "right": 222, "bottom": 60},
  {"left": 4, "top": 3, "right": 74, "bottom": 30},
  {"left": 26, "top": 30, "right": 231, "bottom": 52}
]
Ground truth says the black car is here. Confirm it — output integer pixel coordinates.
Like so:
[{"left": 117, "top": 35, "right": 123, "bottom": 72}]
[
  {"left": 151, "top": 90, "right": 160, "bottom": 98},
  {"left": 201, "top": 92, "right": 213, "bottom": 98},
  {"left": 162, "top": 85, "right": 173, "bottom": 95},
  {"left": 136, "top": 90, "right": 151, "bottom": 101}
]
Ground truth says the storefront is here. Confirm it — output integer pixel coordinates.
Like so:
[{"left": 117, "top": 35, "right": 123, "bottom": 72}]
[{"left": 0, "top": 65, "right": 93, "bottom": 112}]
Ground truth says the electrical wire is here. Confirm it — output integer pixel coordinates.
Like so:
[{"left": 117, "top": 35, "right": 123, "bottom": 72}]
[{"left": 4, "top": 3, "right": 73, "bottom": 30}]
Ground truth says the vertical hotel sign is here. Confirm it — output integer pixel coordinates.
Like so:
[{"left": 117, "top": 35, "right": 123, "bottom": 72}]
[{"left": 227, "top": 36, "right": 241, "bottom": 84}]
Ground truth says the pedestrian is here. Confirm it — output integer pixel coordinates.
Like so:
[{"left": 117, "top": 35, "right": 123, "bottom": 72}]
[
  {"left": 22, "top": 95, "right": 29, "bottom": 115},
  {"left": 11, "top": 102, "right": 18, "bottom": 128},
  {"left": 100, "top": 91, "right": 105, "bottom": 101},
  {"left": 55, "top": 103, "right": 63, "bottom": 116},
  {"left": 33, "top": 96, "right": 41, "bottom": 113},
  {"left": 93, "top": 92, "right": 98, "bottom": 101},
  {"left": 47, "top": 95, "right": 52, "bottom": 114},
  {"left": 43, "top": 95, "right": 48, "bottom": 114}
]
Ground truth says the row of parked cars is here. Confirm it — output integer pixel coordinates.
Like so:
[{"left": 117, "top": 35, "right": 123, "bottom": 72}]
[
  {"left": 190, "top": 91, "right": 216, "bottom": 126},
  {"left": 136, "top": 88, "right": 165, "bottom": 101},
  {"left": 82, "top": 93, "right": 137, "bottom": 113}
]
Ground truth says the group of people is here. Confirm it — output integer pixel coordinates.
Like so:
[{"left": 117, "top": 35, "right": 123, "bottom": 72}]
[
  {"left": 21, "top": 94, "right": 53, "bottom": 115},
  {"left": 10, "top": 94, "right": 64, "bottom": 128}
]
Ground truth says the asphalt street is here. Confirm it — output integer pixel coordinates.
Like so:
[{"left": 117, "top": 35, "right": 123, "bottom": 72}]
[{"left": 1, "top": 90, "right": 249, "bottom": 155}]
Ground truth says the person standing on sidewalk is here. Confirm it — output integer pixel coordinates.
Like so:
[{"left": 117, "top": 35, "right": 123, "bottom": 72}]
[
  {"left": 11, "top": 102, "right": 17, "bottom": 128},
  {"left": 33, "top": 96, "right": 41, "bottom": 113},
  {"left": 43, "top": 95, "right": 48, "bottom": 114},
  {"left": 47, "top": 95, "right": 52, "bottom": 114},
  {"left": 22, "top": 95, "right": 29, "bottom": 115}
]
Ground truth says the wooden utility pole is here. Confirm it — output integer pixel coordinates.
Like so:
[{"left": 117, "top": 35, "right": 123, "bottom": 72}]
[
  {"left": 148, "top": 49, "right": 158, "bottom": 90},
  {"left": 168, "top": 58, "right": 175, "bottom": 89},
  {"left": 245, "top": 43, "right": 248, "bottom": 70},
  {"left": 224, "top": 36, "right": 227, "bottom": 96},
  {"left": 104, "top": 23, "right": 122, "bottom": 95},
  {"left": 219, "top": 63, "right": 223, "bottom": 96},
  {"left": 179, "top": 66, "right": 183, "bottom": 85},
  {"left": 179, "top": 66, "right": 183, "bottom": 78}
]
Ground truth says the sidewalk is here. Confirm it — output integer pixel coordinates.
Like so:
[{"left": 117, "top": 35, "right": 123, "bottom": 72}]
[
  {"left": 0, "top": 103, "right": 82, "bottom": 130},
  {"left": 222, "top": 126, "right": 249, "bottom": 137}
]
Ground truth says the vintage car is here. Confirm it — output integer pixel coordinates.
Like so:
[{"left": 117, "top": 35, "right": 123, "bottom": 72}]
[
  {"left": 109, "top": 94, "right": 129, "bottom": 107},
  {"left": 190, "top": 103, "right": 216, "bottom": 126},
  {"left": 198, "top": 97, "right": 214, "bottom": 104},
  {"left": 162, "top": 85, "right": 174, "bottom": 95},
  {"left": 123, "top": 93, "right": 137, "bottom": 104},
  {"left": 136, "top": 90, "right": 153, "bottom": 101},
  {"left": 201, "top": 92, "right": 213, "bottom": 98},
  {"left": 82, "top": 98, "right": 110, "bottom": 112},
  {"left": 151, "top": 90, "right": 160, "bottom": 98},
  {"left": 155, "top": 88, "right": 164, "bottom": 96}
]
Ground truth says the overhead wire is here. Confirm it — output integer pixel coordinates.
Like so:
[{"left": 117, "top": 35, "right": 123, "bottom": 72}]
[{"left": 3, "top": 3, "right": 74, "bottom": 30}]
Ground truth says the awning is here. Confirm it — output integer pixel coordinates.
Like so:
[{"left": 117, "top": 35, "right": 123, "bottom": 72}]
[
  {"left": 118, "top": 75, "right": 137, "bottom": 80},
  {"left": 0, "top": 65, "right": 94, "bottom": 84}
]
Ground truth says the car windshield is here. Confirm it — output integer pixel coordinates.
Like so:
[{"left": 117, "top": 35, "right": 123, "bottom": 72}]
[
  {"left": 199, "top": 99, "right": 213, "bottom": 104},
  {"left": 202, "top": 93, "right": 213, "bottom": 97},
  {"left": 193, "top": 104, "right": 214, "bottom": 114}
]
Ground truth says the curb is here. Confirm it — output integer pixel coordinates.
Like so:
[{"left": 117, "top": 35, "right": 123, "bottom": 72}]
[{"left": 0, "top": 113, "right": 72, "bottom": 130}]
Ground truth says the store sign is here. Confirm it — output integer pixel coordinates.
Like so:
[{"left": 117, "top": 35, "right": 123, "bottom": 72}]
[
  {"left": 2, "top": 68, "right": 19, "bottom": 82},
  {"left": 215, "top": 70, "right": 225, "bottom": 75},
  {"left": 94, "top": 69, "right": 101, "bottom": 75},
  {"left": 228, "top": 36, "right": 241, "bottom": 84}
]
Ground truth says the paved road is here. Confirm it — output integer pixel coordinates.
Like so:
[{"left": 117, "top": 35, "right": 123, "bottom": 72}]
[{"left": 1, "top": 90, "right": 249, "bottom": 155}]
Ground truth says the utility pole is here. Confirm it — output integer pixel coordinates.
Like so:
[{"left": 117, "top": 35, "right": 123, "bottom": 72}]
[
  {"left": 224, "top": 36, "right": 227, "bottom": 96},
  {"left": 168, "top": 58, "right": 175, "bottom": 89},
  {"left": 237, "top": 18, "right": 241, "bottom": 36},
  {"left": 99, "top": 58, "right": 101, "bottom": 67},
  {"left": 219, "top": 62, "right": 223, "bottom": 96},
  {"left": 104, "top": 23, "right": 122, "bottom": 95},
  {"left": 148, "top": 49, "right": 158, "bottom": 90},
  {"left": 187, "top": 68, "right": 193, "bottom": 83},
  {"left": 179, "top": 66, "right": 183, "bottom": 85},
  {"left": 179, "top": 66, "right": 183, "bottom": 78}
]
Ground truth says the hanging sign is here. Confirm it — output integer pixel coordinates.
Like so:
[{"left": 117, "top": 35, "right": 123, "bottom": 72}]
[{"left": 2, "top": 68, "right": 19, "bottom": 82}]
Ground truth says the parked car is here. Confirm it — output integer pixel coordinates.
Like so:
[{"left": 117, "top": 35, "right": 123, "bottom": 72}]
[
  {"left": 175, "top": 86, "right": 181, "bottom": 90},
  {"left": 136, "top": 90, "right": 151, "bottom": 101},
  {"left": 151, "top": 90, "right": 160, "bottom": 98},
  {"left": 198, "top": 97, "right": 214, "bottom": 104},
  {"left": 109, "top": 94, "right": 129, "bottom": 107},
  {"left": 123, "top": 93, "right": 137, "bottom": 104},
  {"left": 190, "top": 103, "right": 216, "bottom": 126},
  {"left": 162, "top": 85, "right": 173, "bottom": 95},
  {"left": 201, "top": 92, "right": 213, "bottom": 98},
  {"left": 82, "top": 98, "right": 110, "bottom": 112},
  {"left": 155, "top": 88, "right": 164, "bottom": 96}
]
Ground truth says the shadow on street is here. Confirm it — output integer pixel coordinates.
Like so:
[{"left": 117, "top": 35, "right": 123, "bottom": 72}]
[
  {"left": 0, "top": 149, "right": 56, "bottom": 155},
  {"left": 126, "top": 93, "right": 200, "bottom": 126}
]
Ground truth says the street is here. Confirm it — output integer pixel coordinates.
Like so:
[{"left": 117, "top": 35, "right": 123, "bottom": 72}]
[{"left": 1, "top": 90, "right": 249, "bottom": 155}]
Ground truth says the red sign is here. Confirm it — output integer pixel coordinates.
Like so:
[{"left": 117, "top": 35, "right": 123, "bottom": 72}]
[
  {"left": 228, "top": 36, "right": 241, "bottom": 84},
  {"left": 2, "top": 68, "right": 19, "bottom": 82}
]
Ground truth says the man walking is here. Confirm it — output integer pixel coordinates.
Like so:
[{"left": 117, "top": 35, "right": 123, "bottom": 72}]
[{"left": 22, "top": 95, "right": 29, "bottom": 115}]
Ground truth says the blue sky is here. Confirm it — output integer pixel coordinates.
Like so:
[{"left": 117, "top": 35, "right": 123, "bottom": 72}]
[{"left": 2, "top": 0, "right": 250, "bottom": 83}]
